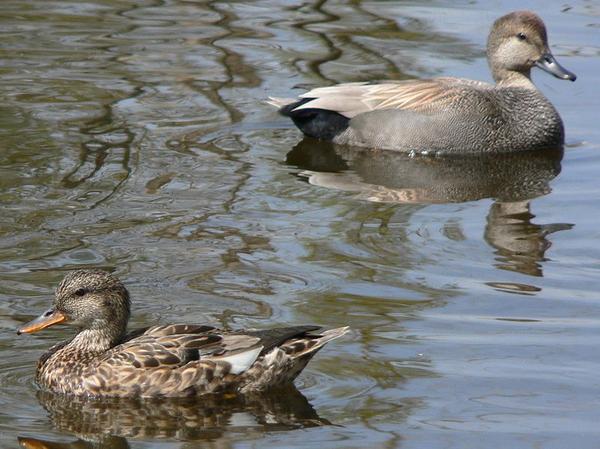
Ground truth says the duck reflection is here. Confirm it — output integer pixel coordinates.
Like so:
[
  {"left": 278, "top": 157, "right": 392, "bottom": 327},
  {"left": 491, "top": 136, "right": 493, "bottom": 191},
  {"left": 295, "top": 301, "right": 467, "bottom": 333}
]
[
  {"left": 485, "top": 201, "right": 573, "bottom": 277},
  {"left": 286, "top": 138, "right": 566, "bottom": 203},
  {"left": 18, "top": 386, "right": 329, "bottom": 449},
  {"left": 286, "top": 139, "right": 573, "bottom": 276}
]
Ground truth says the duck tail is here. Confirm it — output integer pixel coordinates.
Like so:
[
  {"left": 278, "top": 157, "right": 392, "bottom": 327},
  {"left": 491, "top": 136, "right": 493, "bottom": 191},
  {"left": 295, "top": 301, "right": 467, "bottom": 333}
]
[
  {"left": 280, "top": 327, "right": 349, "bottom": 384},
  {"left": 240, "top": 327, "right": 349, "bottom": 393},
  {"left": 286, "top": 326, "right": 349, "bottom": 360},
  {"left": 312, "top": 326, "right": 350, "bottom": 349},
  {"left": 265, "top": 96, "right": 297, "bottom": 110}
]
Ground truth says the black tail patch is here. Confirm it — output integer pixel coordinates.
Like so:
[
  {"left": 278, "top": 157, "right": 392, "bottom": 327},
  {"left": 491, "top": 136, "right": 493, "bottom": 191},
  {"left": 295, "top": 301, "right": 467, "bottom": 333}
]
[{"left": 280, "top": 98, "right": 350, "bottom": 141}]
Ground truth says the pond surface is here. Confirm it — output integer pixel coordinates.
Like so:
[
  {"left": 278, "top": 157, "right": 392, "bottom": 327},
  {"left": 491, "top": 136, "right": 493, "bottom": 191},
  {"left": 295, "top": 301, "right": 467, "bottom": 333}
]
[{"left": 1, "top": 1, "right": 599, "bottom": 448}]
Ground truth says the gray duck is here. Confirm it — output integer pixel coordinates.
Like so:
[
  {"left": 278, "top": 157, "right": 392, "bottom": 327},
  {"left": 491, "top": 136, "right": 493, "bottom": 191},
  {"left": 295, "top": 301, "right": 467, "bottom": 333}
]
[
  {"left": 17, "top": 270, "right": 348, "bottom": 398},
  {"left": 269, "top": 11, "right": 576, "bottom": 154}
]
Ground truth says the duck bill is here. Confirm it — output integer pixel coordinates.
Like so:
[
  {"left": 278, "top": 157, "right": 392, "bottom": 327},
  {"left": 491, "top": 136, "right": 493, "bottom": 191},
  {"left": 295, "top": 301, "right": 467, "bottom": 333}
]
[
  {"left": 535, "top": 53, "right": 576, "bottom": 81},
  {"left": 17, "top": 308, "right": 67, "bottom": 335}
]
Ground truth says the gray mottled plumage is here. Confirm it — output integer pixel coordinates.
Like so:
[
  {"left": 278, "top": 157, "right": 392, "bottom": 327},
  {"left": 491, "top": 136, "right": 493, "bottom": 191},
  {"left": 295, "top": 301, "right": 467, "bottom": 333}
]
[
  {"left": 18, "top": 270, "right": 348, "bottom": 398},
  {"left": 268, "top": 11, "right": 576, "bottom": 154}
]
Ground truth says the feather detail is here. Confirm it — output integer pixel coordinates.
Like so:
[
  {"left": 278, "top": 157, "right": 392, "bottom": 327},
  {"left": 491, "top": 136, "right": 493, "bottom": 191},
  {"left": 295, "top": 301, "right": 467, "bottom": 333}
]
[
  {"left": 213, "top": 346, "right": 263, "bottom": 375},
  {"left": 36, "top": 323, "right": 348, "bottom": 397},
  {"left": 292, "top": 79, "right": 493, "bottom": 118},
  {"left": 266, "top": 97, "right": 297, "bottom": 108}
]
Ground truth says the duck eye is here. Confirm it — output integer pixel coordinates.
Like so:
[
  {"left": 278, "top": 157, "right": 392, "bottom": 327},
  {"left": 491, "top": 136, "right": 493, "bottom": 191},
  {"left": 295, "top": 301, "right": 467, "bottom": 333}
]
[
  {"left": 517, "top": 32, "right": 527, "bottom": 41},
  {"left": 74, "top": 288, "right": 86, "bottom": 297}
]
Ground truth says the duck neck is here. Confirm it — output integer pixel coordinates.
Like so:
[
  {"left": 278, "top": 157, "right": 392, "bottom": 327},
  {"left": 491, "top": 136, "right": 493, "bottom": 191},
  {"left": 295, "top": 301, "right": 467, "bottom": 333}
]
[
  {"left": 495, "top": 70, "right": 536, "bottom": 89},
  {"left": 67, "top": 327, "right": 126, "bottom": 354}
]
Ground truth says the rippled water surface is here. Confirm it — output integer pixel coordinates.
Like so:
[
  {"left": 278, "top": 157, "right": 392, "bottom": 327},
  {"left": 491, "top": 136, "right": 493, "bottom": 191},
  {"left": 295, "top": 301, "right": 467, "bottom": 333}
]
[{"left": 1, "top": 1, "right": 599, "bottom": 448}]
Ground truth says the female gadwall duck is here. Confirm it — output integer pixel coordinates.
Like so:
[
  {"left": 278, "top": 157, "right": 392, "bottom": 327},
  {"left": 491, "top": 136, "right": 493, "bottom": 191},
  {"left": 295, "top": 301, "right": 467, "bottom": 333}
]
[
  {"left": 17, "top": 270, "right": 348, "bottom": 398},
  {"left": 269, "top": 11, "right": 576, "bottom": 154}
]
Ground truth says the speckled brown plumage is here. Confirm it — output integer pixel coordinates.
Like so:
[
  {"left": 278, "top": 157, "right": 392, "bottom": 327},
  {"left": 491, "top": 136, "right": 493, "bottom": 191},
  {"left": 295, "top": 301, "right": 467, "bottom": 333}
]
[{"left": 18, "top": 270, "right": 348, "bottom": 398}]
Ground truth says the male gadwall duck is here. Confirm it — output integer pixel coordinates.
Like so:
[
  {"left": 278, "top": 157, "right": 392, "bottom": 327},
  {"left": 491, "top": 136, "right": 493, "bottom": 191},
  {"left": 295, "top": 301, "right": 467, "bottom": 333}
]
[
  {"left": 269, "top": 11, "right": 576, "bottom": 154},
  {"left": 17, "top": 270, "right": 348, "bottom": 398}
]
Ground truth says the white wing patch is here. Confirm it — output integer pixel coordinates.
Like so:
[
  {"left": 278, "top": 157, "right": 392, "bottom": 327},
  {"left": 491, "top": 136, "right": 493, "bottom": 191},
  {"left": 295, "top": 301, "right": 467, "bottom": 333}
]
[{"left": 217, "top": 346, "right": 263, "bottom": 375}]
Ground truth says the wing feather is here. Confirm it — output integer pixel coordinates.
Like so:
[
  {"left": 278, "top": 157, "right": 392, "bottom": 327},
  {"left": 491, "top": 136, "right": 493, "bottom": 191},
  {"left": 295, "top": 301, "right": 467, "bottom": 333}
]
[
  {"left": 293, "top": 78, "right": 493, "bottom": 118},
  {"left": 96, "top": 325, "right": 262, "bottom": 374},
  {"left": 80, "top": 324, "right": 346, "bottom": 396}
]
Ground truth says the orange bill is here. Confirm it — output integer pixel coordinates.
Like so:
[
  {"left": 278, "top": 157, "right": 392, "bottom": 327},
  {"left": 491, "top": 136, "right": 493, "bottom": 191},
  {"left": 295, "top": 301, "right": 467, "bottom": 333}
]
[{"left": 17, "top": 308, "right": 67, "bottom": 335}]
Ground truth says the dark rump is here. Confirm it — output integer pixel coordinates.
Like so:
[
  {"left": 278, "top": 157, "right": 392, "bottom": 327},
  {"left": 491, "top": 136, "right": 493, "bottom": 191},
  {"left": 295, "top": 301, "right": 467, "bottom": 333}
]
[{"left": 279, "top": 98, "right": 350, "bottom": 140}]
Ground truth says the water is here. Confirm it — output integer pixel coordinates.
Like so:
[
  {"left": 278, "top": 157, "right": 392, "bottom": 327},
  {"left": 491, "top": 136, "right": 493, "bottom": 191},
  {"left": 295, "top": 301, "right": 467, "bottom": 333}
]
[{"left": 1, "top": 0, "right": 599, "bottom": 448}]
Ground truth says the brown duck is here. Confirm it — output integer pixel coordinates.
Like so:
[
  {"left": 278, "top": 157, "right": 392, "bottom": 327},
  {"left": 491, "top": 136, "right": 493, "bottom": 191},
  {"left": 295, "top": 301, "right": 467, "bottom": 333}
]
[
  {"left": 17, "top": 270, "right": 348, "bottom": 398},
  {"left": 269, "top": 11, "right": 576, "bottom": 153}
]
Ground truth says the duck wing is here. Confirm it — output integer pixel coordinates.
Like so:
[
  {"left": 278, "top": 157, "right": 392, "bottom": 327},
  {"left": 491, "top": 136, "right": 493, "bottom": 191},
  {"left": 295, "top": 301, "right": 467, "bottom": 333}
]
[
  {"left": 109, "top": 325, "right": 323, "bottom": 367},
  {"left": 101, "top": 324, "right": 264, "bottom": 369},
  {"left": 290, "top": 78, "right": 493, "bottom": 118},
  {"left": 75, "top": 325, "right": 260, "bottom": 396},
  {"left": 83, "top": 325, "right": 347, "bottom": 397}
]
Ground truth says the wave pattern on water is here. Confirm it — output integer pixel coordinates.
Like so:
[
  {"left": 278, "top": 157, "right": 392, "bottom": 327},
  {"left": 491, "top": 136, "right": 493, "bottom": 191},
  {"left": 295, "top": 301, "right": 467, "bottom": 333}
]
[{"left": 1, "top": 1, "right": 599, "bottom": 449}]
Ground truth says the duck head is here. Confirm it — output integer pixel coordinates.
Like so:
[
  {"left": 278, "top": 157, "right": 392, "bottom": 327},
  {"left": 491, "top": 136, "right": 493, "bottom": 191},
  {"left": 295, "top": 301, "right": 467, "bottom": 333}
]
[
  {"left": 487, "top": 11, "right": 576, "bottom": 84},
  {"left": 17, "top": 270, "right": 131, "bottom": 339}
]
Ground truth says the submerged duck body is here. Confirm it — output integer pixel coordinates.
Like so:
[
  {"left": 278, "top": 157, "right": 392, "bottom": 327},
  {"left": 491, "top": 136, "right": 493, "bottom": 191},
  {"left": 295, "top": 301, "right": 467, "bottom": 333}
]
[
  {"left": 17, "top": 270, "right": 348, "bottom": 398},
  {"left": 269, "top": 11, "right": 576, "bottom": 154}
]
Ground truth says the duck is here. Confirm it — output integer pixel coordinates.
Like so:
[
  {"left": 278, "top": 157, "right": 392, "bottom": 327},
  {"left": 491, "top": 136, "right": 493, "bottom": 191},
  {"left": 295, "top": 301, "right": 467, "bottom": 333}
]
[
  {"left": 268, "top": 11, "right": 576, "bottom": 154},
  {"left": 16, "top": 270, "right": 348, "bottom": 398}
]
